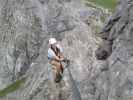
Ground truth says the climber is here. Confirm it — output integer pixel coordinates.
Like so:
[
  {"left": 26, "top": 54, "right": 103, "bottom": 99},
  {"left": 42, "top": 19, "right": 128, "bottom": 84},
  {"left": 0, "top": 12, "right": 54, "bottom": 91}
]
[{"left": 47, "top": 38, "right": 67, "bottom": 82}]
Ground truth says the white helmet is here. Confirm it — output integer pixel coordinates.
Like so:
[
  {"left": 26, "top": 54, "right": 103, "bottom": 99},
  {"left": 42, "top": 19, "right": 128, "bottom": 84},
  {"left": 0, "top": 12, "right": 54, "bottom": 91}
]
[{"left": 49, "top": 38, "right": 57, "bottom": 45}]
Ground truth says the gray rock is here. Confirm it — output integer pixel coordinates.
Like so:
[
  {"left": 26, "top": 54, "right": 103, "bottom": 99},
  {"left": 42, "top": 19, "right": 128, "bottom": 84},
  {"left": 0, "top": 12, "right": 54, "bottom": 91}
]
[
  {"left": 96, "top": 0, "right": 133, "bottom": 100},
  {"left": 0, "top": 0, "right": 109, "bottom": 100}
]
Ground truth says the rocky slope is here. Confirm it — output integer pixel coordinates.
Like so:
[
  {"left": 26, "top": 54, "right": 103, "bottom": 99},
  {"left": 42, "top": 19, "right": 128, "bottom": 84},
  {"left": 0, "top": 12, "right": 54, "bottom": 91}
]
[
  {"left": 3, "top": 0, "right": 133, "bottom": 100},
  {"left": 95, "top": 0, "right": 133, "bottom": 100},
  {"left": 0, "top": 0, "right": 109, "bottom": 100},
  {"left": 2, "top": 0, "right": 133, "bottom": 100}
]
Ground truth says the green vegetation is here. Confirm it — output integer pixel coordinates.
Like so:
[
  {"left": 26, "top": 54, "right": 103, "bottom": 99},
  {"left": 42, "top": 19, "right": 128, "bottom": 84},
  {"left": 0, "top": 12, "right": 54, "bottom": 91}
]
[
  {"left": 100, "top": 15, "right": 106, "bottom": 22},
  {"left": 86, "top": 0, "right": 117, "bottom": 10},
  {"left": 0, "top": 78, "right": 25, "bottom": 97},
  {"left": 94, "top": 25, "right": 101, "bottom": 34}
]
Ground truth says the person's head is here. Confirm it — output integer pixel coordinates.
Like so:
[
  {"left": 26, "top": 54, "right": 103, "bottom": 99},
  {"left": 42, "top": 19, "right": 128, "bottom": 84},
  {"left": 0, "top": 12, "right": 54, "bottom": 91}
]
[{"left": 49, "top": 38, "right": 57, "bottom": 48}]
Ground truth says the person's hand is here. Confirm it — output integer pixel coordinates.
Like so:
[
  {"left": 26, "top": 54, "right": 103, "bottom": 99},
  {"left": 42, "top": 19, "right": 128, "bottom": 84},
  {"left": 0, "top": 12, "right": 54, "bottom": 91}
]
[
  {"left": 59, "top": 58, "right": 64, "bottom": 61},
  {"left": 62, "top": 58, "right": 70, "bottom": 64}
]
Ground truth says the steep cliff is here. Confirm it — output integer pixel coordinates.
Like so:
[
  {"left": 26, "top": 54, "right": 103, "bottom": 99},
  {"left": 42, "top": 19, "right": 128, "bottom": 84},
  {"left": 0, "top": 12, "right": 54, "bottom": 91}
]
[
  {"left": 0, "top": 0, "right": 109, "bottom": 100},
  {"left": 2, "top": 0, "right": 132, "bottom": 100},
  {"left": 95, "top": 0, "right": 133, "bottom": 100}
]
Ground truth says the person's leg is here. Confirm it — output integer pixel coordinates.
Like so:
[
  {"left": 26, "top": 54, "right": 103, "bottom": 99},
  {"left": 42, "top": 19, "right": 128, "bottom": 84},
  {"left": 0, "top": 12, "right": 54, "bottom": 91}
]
[
  {"left": 60, "top": 62, "right": 64, "bottom": 74},
  {"left": 58, "top": 53, "right": 64, "bottom": 73},
  {"left": 50, "top": 60, "right": 61, "bottom": 73},
  {"left": 50, "top": 60, "right": 62, "bottom": 82},
  {"left": 52, "top": 67, "right": 57, "bottom": 82}
]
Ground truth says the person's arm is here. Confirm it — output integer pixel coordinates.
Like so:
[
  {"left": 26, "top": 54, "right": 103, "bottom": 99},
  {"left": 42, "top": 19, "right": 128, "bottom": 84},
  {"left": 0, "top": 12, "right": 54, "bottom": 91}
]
[
  {"left": 56, "top": 43, "right": 65, "bottom": 60},
  {"left": 53, "top": 55, "right": 64, "bottom": 61},
  {"left": 54, "top": 55, "right": 60, "bottom": 61},
  {"left": 59, "top": 52, "right": 64, "bottom": 59}
]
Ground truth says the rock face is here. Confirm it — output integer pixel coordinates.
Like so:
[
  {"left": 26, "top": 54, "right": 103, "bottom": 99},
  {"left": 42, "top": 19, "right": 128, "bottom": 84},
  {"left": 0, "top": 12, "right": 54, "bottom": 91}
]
[
  {"left": 0, "top": 0, "right": 44, "bottom": 89},
  {"left": 1, "top": 0, "right": 133, "bottom": 100},
  {"left": 95, "top": 0, "right": 133, "bottom": 100},
  {"left": 0, "top": 0, "right": 108, "bottom": 100},
  {"left": 2, "top": 0, "right": 133, "bottom": 100}
]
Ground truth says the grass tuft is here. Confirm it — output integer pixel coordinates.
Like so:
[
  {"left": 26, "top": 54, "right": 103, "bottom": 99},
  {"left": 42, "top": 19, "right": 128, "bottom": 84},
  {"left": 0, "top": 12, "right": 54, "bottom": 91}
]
[
  {"left": 86, "top": 0, "right": 117, "bottom": 10},
  {"left": 0, "top": 78, "right": 26, "bottom": 97}
]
